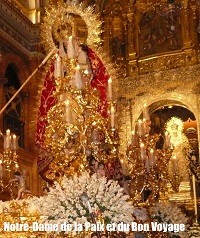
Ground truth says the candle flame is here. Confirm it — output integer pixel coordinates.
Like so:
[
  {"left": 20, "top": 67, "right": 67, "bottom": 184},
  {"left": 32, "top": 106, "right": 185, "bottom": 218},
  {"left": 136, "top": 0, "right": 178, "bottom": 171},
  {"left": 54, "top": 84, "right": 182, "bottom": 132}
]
[
  {"left": 111, "top": 106, "right": 115, "bottom": 113},
  {"left": 65, "top": 100, "right": 70, "bottom": 106}
]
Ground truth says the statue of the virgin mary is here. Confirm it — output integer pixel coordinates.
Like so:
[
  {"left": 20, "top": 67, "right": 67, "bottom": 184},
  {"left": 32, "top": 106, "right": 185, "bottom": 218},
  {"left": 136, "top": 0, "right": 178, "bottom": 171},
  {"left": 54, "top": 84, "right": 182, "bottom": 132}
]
[{"left": 166, "top": 117, "right": 191, "bottom": 193}]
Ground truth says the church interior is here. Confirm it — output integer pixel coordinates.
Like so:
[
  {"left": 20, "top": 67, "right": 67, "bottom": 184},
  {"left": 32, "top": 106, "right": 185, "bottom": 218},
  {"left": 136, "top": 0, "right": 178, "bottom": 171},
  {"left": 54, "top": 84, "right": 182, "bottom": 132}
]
[{"left": 1, "top": 0, "right": 200, "bottom": 237}]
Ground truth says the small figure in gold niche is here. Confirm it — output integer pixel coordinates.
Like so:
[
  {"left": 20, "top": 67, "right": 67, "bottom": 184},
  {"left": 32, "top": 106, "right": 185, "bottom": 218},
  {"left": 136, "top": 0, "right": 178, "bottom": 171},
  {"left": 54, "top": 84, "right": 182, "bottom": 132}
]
[{"left": 9, "top": 170, "right": 30, "bottom": 199}]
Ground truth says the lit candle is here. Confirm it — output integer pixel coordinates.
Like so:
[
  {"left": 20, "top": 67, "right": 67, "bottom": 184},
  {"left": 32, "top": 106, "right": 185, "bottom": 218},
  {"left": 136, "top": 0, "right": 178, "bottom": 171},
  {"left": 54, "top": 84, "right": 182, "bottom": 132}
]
[
  {"left": 4, "top": 129, "right": 11, "bottom": 149},
  {"left": 107, "top": 78, "right": 112, "bottom": 100},
  {"left": 74, "top": 65, "right": 83, "bottom": 89},
  {"left": 67, "top": 36, "right": 75, "bottom": 59},
  {"left": 0, "top": 160, "right": 3, "bottom": 177},
  {"left": 137, "top": 119, "right": 143, "bottom": 137},
  {"left": 54, "top": 54, "right": 62, "bottom": 78},
  {"left": 149, "top": 148, "right": 155, "bottom": 166},
  {"left": 12, "top": 134, "right": 17, "bottom": 150},
  {"left": 6, "top": 129, "right": 10, "bottom": 137},
  {"left": 131, "top": 130, "right": 136, "bottom": 146},
  {"left": 65, "top": 100, "right": 72, "bottom": 123},
  {"left": 140, "top": 143, "right": 146, "bottom": 161},
  {"left": 142, "top": 118, "right": 147, "bottom": 136},
  {"left": 110, "top": 106, "right": 115, "bottom": 128},
  {"left": 192, "top": 174, "right": 198, "bottom": 222}
]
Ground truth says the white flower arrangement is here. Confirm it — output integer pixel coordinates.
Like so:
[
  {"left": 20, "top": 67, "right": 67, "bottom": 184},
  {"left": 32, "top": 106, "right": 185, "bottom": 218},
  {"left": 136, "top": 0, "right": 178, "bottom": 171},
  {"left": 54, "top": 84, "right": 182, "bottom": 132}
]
[
  {"left": 36, "top": 172, "right": 134, "bottom": 228},
  {"left": 149, "top": 201, "right": 189, "bottom": 237},
  {"left": 0, "top": 172, "right": 134, "bottom": 236}
]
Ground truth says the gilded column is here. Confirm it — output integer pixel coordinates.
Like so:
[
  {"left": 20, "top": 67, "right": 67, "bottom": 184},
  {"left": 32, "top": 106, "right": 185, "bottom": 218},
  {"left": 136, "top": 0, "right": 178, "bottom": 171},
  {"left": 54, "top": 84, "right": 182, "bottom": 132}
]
[
  {"left": 127, "top": 13, "right": 136, "bottom": 59},
  {"left": 101, "top": 15, "right": 112, "bottom": 57},
  {"left": 126, "top": 1, "right": 138, "bottom": 76},
  {"left": 181, "top": 0, "right": 193, "bottom": 48},
  {"left": 190, "top": 1, "right": 198, "bottom": 64},
  {"left": 190, "top": 0, "right": 197, "bottom": 44}
]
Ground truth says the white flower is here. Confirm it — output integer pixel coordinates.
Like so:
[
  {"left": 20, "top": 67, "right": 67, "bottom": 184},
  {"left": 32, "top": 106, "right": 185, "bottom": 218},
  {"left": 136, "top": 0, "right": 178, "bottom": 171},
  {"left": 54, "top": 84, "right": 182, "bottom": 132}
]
[
  {"left": 149, "top": 201, "right": 189, "bottom": 237},
  {"left": 133, "top": 207, "right": 149, "bottom": 221}
]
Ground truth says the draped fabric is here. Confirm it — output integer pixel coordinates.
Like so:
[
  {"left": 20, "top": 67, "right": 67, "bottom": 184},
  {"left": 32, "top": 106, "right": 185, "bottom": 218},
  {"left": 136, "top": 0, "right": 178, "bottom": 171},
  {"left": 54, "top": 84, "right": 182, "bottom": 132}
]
[
  {"left": 106, "top": 158, "right": 123, "bottom": 180},
  {"left": 87, "top": 47, "right": 109, "bottom": 118},
  {"left": 36, "top": 63, "right": 57, "bottom": 182}
]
